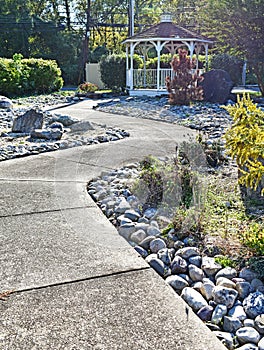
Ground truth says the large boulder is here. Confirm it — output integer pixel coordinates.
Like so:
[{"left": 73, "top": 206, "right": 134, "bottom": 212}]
[
  {"left": 12, "top": 109, "right": 44, "bottom": 133},
  {"left": 200, "top": 69, "right": 234, "bottom": 104},
  {"left": 0, "top": 96, "right": 13, "bottom": 109}
]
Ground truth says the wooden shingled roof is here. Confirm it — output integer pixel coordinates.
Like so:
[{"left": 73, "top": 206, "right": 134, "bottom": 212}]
[{"left": 124, "top": 20, "right": 213, "bottom": 43}]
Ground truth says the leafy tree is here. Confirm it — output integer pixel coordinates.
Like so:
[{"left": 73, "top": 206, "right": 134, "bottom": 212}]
[{"left": 198, "top": 0, "right": 264, "bottom": 95}]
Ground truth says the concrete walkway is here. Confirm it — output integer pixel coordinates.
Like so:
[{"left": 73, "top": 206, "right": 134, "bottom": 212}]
[{"left": 0, "top": 101, "right": 226, "bottom": 349}]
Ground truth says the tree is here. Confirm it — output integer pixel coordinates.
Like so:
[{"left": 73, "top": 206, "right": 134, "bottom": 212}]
[{"left": 198, "top": 0, "right": 264, "bottom": 95}]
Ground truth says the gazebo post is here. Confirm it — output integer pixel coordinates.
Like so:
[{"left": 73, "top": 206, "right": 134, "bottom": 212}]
[
  {"left": 205, "top": 44, "right": 209, "bottom": 71},
  {"left": 156, "top": 41, "right": 162, "bottom": 90},
  {"left": 126, "top": 45, "right": 129, "bottom": 89},
  {"left": 130, "top": 42, "right": 134, "bottom": 90}
]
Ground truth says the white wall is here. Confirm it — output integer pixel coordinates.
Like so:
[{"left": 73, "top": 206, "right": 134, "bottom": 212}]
[{"left": 85, "top": 63, "right": 104, "bottom": 89}]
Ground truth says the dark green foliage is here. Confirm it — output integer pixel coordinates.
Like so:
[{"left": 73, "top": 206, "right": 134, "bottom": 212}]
[
  {"left": 0, "top": 54, "right": 63, "bottom": 97},
  {"left": 211, "top": 53, "right": 243, "bottom": 85},
  {"left": 99, "top": 54, "right": 143, "bottom": 91},
  {"left": 99, "top": 54, "right": 126, "bottom": 91},
  {"left": 89, "top": 45, "right": 109, "bottom": 63}
]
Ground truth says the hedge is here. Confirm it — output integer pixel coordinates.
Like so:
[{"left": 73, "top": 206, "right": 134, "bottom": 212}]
[{"left": 0, "top": 54, "right": 63, "bottom": 97}]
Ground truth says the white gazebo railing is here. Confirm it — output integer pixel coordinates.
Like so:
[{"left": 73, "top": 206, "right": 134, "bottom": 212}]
[{"left": 127, "top": 68, "right": 204, "bottom": 90}]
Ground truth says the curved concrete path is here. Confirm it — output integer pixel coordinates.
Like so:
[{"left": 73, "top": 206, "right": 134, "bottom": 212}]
[{"left": 0, "top": 100, "right": 226, "bottom": 349}]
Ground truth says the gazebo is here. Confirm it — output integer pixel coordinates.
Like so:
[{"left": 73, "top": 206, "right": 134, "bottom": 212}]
[{"left": 123, "top": 13, "right": 213, "bottom": 96}]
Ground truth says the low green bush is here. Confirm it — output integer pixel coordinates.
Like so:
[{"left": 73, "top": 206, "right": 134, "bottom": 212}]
[{"left": 0, "top": 54, "right": 63, "bottom": 97}]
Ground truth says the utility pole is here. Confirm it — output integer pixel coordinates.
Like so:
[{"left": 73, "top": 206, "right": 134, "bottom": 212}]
[
  {"left": 129, "top": 0, "right": 135, "bottom": 36},
  {"left": 80, "top": 0, "right": 91, "bottom": 83}
]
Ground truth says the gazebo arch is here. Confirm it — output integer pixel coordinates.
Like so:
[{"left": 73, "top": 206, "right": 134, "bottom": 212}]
[{"left": 123, "top": 13, "right": 213, "bottom": 96}]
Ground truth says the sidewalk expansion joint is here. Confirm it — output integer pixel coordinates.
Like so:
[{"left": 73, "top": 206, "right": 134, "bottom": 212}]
[
  {"left": 12, "top": 267, "right": 151, "bottom": 295},
  {"left": 0, "top": 206, "right": 95, "bottom": 218},
  {"left": 0, "top": 178, "right": 86, "bottom": 183}
]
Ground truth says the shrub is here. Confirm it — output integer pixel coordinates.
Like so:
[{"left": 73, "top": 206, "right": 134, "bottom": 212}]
[
  {"left": 99, "top": 54, "right": 126, "bottom": 91},
  {"left": 240, "top": 221, "right": 264, "bottom": 255},
  {"left": 166, "top": 49, "right": 204, "bottom": 105},
  {"left": 0, "top": 54, "right": 63, "bottom": 97},
  {"left": 99, "top": 54, "right": 143, "bottom": 91},
  {"left": 223, "top": 94, "right": 264, "bottom": 195},
  {"left": 77, "top": 82, "right": 98, "bottom": 93},
  {"left": 211, "top": 53, "right": 243, "bottom": 85}
]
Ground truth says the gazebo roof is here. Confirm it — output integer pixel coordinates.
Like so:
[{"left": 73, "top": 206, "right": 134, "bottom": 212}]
[{"left": 124, "top": 15, "right": 213, "bottom": 44}]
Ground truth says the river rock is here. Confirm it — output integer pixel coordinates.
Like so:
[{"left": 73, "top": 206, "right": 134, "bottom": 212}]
[
  {"left": 255, "top": 314, "right": 264, "bottom": 335},
  {"left": 228, "top": 305, "right": 247, "bottom": 321},
  {"left": 134, "top": 245, "right": 148, "bottom": 258},
  {"left": 213, "top": 286, "right": 238, "bottom": 308},
  {"left": 259, "top": 337, "right": 264, "bottom": 350},
  {"left": 236, "top": 281, "right": 251, "bottom": 299},
  {"left": 201, "top": 256, "right": 222, "bottom": 277},
  {"left": 166, "top": 275, "right": 189, "bottom": 292},
  {"left": 223, "top": 315, "right": 243, "bottom": 333},
  {"left": 215, "top": 267, "right": 237, "bottom": 280},
  {"left": 0, "top": 95, "right": 12, "bottom": 109},
  {"left": 211, "top": 304, "right": 228, "bottom": 324},
  {"left": 171, "top": 255, "right": 188, "bottom": 274},
  {"left": 243, "top": 292, "right": 264, "bottom": 318},
  {"left": 51, "top": 114, "right": 78, "bottom": 126},
  {"left": 236, "top": 327, "right": 261, "bottom": 344},
  {"left": 235, "top": 344, "right": 258, "bottom": 350},
  {"left": 149, "top": 238, "right": 166, "bottom": 253},
  {"left": 176, "top": 247, "right": 200, "bottom": 259},
  {"left": 130, "top": 229, "right": 147, "bottom": 244},
  {"left": 200, "top": 278, "right": 215, "bottom": 301},
  {"left": 145, "top": 254, "right": 165, "bottom": 277},
  {"left": 12, "top": 109, "right": 44, "bottom": 133},
  {"left": 213, "top": 331, "right": 234, "bottom": 350},
  {"left": 157, "top": 248, "right": 172, "bottom": 265},
  {"left": 197, "top": 305, "right": 214, "bottom": 321},
  {"left": 188, "top": 264, "right": 205, "bottom": 282},
  {"left": 239, "top": 268, "right": 258, "bottom": 283},
  {"left": 181, "top": 287, "right": 208, "bottom": 311},
  {"left": 217, "top": 277, "right": 236, "bottom": 289}
]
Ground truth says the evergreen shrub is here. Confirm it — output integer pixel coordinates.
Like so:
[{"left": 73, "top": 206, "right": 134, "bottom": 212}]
[{"left": 0, "top": 54, "right": 63, "bottom": 97}]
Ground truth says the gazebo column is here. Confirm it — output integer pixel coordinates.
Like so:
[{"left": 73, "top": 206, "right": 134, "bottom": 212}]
[
  {"left": 205, "top": 43, "right": 209, "bottom": 71},
  {"left": 151, "top": 40, "right": 166, "bottom": 90},
  {"left": 126, "top": 45, "right": 129, "bottom": 88},
  {"left": 128, "top": 42, "right": 137, "bottom": 90}
]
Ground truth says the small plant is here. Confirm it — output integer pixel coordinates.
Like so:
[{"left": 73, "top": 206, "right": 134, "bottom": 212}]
[
  {"left": 215, "top": 256, "right": 236, "bottom": 268},
  {"left": 239, "top": 220, "right": 264, "bottom": 255},
  {"left": 77, "top": 82, "right": 98, "bottom": 93}
]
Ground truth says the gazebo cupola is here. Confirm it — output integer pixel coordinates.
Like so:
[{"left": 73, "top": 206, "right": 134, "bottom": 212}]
[{"left": 123, "top": 13, "right": 213, "bottom": 96}]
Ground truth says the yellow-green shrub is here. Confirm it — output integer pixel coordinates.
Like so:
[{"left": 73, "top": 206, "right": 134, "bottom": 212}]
[{"left": 224, "top": 94, "right": 264, "bottom": 195}]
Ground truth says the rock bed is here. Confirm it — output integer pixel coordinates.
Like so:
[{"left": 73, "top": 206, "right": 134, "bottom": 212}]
[
  {"left": 95, "top": 96, "right": 234, "bottom": 147},
  {"left": 88, "top": 164, "right": 264, "bottom": 350},
  {"left": 0, "top": 107, "right": 129, "bottom": 161}
]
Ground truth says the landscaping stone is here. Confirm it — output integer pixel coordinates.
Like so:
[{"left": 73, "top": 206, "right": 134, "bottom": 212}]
[
  {"left": 0, "top": 95, "right": 12, "bottom": 109},
  {"left": 166, "top": 275, "right": 189, "bottom": 292},
  {"left": 259, "top": 337, "right": 264, "bottom": 350},
  {"left": 236, "top": 327, "right": 261, "bottom": 345},
  {"left": 197, "top": 305, "right": 214, "bottom": 321},
  {"left": 213, "top": 331, "right": 234, "bottom": 350},
  {"left": 215, "top": 267, "right": 237, "bottom": 280},
  {"left": 149, "top": 238, "right": 166, "bottom": 253},
  {"left": 12, "top": 109, "right": 44, "bottom": 133},
  {"left": 255, "top": 314, "right": 264, "bottom": 335},
  {"left": 211, "top": 304, "right": 228, "bottom": 324},
  {"left": 213, "top": 286, "right": 238, "bottom": 308},
  {"left": 223, "top": 315, "right": 243, "bottom": 333},
  {"left": 181, "top": 287, "right": 208, "bottom": 312},
  {"left": 171, "top": 255, "right": 188, "bottom": 274},
  {"left": 243, "top": 292, "right": 264, "bottom": 318}
]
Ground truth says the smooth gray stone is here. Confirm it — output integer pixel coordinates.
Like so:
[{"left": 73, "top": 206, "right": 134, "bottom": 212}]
[
  {"left": 166, "top": 275, "right": 189, "bottom": 291},
  {"left": 236, "top": 327, "right": 261, "bottom": 344},
  {"left": 181, "top": 287, "right": 208, "bottom": 312},
  {"left": 213, "top": 331, "right": 234, "bottom": 350}
]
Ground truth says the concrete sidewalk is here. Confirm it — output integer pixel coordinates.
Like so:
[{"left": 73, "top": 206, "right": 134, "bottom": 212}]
[{"left": 0, "top": 101, "right": 226, "bottom": 349}]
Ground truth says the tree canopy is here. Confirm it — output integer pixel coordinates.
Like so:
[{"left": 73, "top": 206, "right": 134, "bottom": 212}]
[{"left": 0, "top": 0, "right": 263, "bottom": 91}]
